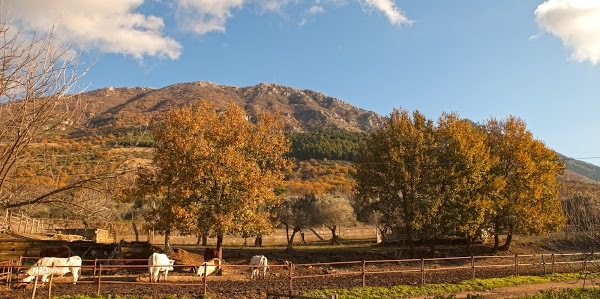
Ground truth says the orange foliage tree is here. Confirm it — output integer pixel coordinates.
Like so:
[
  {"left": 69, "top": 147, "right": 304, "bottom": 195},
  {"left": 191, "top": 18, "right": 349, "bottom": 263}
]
[{"left": 133, "top": 101, "right": 290, "bottom": 255}]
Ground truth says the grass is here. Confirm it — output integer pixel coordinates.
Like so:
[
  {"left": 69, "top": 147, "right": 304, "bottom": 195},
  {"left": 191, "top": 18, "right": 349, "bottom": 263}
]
[
  {"left": 302, "top": 273, "right": 600, "bottom": 299},
  {"left": 518, "top": 288, "right": 600, "bottom": 299}
]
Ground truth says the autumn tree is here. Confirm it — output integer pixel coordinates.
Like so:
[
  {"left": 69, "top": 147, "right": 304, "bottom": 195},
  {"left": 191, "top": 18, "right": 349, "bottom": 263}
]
[
  {"left": 313, "top": 194, "right": 356, "bottom": 245},
  {"left": 355, "top": 109, "right": 437, "bottom": 257},
  {"left": 485, "top": 116, "right": 565, "bottom": 251},
  {"left": 429, "top": 113, "right": 497, "bottom": 255},
  {"left": 0, "top": 6, "right": 129, "bottom": 212},
  {"left": 134, "top": 101, "right": 290, "bottom": 257}
]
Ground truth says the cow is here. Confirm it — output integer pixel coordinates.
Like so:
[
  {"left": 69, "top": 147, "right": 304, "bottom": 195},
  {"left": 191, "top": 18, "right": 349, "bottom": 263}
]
[
  {"left": 148, "top": 253, "right": 174, "bottom": 283},
  {"left": 40, "top": 245, "right": 72, "bottom": 258},
  {"left": 203, "top": 247, "right": 218, "bottom": 261},
  {"left": 249, "top": 255, "right": 268, "bottom": 279},
  {"left": 196, "top": 258, "right": 221, "bottom": 277},
  {"left": 22, "top": 256, "right": 82, "bottom": 284}
]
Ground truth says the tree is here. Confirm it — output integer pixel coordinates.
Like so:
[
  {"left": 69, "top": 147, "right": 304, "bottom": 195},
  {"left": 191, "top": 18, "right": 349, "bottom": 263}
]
[
  {"left": 0, "top": 6, "right": 128, "bottom": 212},
  {"left": 276, "top": 194, "right": 317, "bottom": 251},
  {"left": 430, "top": 113, "right": 497, "bottom": 255},
  {"left": 313, "top": 194, "right": 356, "bottom": 245},
  {"left": 134, "top": 101, "right": 290, "bottom": 257},
  {"left": 485, "top": 116, "right": 565, "bottom": 251},
  {"left": 355, "top": 109, "right": 437, "bottom": 257}
]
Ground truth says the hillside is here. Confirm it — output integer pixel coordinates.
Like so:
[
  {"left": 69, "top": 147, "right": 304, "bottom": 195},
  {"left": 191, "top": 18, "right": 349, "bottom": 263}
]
[
  {"left": 74, "top": 81, "right": 600, "bottom": 183},
  {"left": 79, "top": 82, "right": 385, "bottom": 134}
]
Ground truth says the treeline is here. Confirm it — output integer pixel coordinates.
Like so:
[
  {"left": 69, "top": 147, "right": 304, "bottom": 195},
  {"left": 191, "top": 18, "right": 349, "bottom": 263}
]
[
  {"left": 354, "top": 110, "right": 565, "bottom": 257},
  {"left": 287, "top": 129, "right": 366, "bottom": 161}
]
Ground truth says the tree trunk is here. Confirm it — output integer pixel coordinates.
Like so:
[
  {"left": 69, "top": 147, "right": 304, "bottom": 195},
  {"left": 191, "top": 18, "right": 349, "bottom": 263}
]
[
  {"left": 329, "top": 225, "right": 340, "bottom": 245},
  {"left": 465, "top": 234, "right": 473, "bottom": 256},
  {"left": 500, "top": 226, "right": 513, "bottom": 251},
  {"left": 163, "top": 229, "right": 171, "bottom": 254},
  {"left": 286, "top": 227, "right": 300, "bottom": 252},
  {"left": 196, "top": 233, "right": 201, "bottom": 245},
  {"left": 216, "top": 234, "right": 224, "bottom": 260},
  {"left": 376, "top": 225, "right": 387, "bottom": 244},
  {"left": 406, "top": 224, "right": 415, "bottom": 258},
  {"left": 493, "top": 221, "right": 500, "bottom": 253},
  {"left": 132, "top": 223, "right": 139, "bottom": 242},
  {"left": 202, "top": 234, "right": 208, "bottom": 246},
  {"left": 429, "top": 238, "right": 436, "bottom": 257},
  {"left": 254, "top": 235, "right": 263, "bottom": 247}
]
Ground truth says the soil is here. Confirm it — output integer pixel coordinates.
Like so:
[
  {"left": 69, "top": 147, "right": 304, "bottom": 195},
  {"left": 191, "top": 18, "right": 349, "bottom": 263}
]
[{"left": 2, "top": 243, "right": 598, "bottom": 299}]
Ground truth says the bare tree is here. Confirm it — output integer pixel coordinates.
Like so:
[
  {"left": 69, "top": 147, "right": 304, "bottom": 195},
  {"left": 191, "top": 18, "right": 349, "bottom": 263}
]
[{"left": 0, "top": 3, "right": 128, "bottom": 211}]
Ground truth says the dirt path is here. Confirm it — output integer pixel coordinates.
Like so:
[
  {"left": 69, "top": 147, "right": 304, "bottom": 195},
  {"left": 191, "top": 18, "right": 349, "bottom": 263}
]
[{"left": 413, "top": 280, "right": 599, "bottom": 299}]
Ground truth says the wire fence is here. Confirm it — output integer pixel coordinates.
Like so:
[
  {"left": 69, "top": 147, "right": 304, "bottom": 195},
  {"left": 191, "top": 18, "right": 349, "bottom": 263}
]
[{"left": 2, "top": 252, "right": 599, "bottom": 298}]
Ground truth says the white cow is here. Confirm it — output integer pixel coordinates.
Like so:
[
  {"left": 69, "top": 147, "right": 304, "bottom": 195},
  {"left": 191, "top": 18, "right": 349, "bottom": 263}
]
[
  {"left": 22, "top": 256, "right": 82, "bottom": 284},
  {"left": 148, "top": 253, "right": 175, "bottom": 283},
  {"left": 249, "top": 255, "right": 268, "bottom": 279},
  {"left": 197, "top": 258, "right": 221, "bottom": 277}
]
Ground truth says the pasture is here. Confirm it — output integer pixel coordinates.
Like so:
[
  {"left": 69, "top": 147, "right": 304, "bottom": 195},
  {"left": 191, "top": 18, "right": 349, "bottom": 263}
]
[{"left": 1, "top": 234, "right": 599, "bottom": 299}]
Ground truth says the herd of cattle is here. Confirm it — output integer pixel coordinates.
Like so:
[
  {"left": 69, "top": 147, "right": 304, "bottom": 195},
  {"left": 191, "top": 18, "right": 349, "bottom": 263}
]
[{"left": 19, "top": 247, "right": 269, "bottom": 284}]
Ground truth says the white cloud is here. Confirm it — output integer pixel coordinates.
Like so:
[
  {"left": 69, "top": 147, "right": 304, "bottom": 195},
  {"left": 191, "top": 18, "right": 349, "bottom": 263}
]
[
  {"left": 256, "top": 0, "right": 291, "bottom": 13},
  {"left": 300, "top": 4, "right": 326, "bottom": 26},
  {"left": 10, "top": 0, "right": 182, "bottom": 60},
  {"left": 361, "top": 0, "right": 411, "bottom": 25},
  {"left": 175, "top": 0, "right": 245, "bottom": 35},
  {"left": 535, "top": 0, "right": 600, "bottom": 64},
  {"left": 307, "top": 5, "right": 326, "bottom": 15}
]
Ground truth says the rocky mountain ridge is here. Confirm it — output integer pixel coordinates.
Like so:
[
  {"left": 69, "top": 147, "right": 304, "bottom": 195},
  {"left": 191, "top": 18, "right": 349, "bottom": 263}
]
[{"left": 81, "top": 81, "right": 385, "bottom": 133}]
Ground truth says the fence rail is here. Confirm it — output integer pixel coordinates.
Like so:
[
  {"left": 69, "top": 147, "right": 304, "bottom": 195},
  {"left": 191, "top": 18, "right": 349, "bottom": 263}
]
[{"left": 2, "top": 252, "right": 600, "bottom": 298}]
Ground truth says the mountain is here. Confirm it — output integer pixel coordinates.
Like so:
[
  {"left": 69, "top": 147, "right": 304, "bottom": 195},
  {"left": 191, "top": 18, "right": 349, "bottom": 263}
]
[
  {"left": 559, "top": 154, "right": 600, "bottom": 182},
  {"left": 76, "top": 81, "right": 600, "bottom": 183},
  {"left": 80, "top": 82, "right": 385, "bottom": 134}
]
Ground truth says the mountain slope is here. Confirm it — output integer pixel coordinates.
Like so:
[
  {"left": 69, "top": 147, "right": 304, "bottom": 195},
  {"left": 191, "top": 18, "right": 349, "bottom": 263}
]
[
  {"left": 76, "top": 81, "right": 600, "bottom": 182},
  {"left": 81, "top": 82, "right": 385, "bottom": 133}
]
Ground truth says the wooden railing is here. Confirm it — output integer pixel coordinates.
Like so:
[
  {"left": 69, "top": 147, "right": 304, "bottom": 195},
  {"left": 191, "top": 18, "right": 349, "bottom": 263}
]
[
  {"left": 3, "top": 251, "right": 600, "bottom": 298},
  {"left": 1, "top": 210, "right": 53, "bottom": 236}
]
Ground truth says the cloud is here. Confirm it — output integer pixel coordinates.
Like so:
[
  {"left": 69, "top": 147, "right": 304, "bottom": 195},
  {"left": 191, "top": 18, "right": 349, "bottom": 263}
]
[
  {"left": 361, "top": 0, "right": 411, "bottom": 25},
  {"left": 535, "top": 0, "right": 600, "bottom": 64},
  {"left": 300, "top": 5, "right": 326, "bottom": 26},
  {"left": 175, "top": 0, "right": 245, "bottom": 35},
  {"left": 10, "top": 0, "right": 182, "bottom": 60}
]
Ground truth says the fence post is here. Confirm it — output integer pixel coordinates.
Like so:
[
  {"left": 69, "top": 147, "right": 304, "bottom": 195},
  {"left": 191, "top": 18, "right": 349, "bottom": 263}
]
[
  {"left": 202, "top": 263, "right": 208, "bottom": 297},
  {"left": 551, "top": 254, "right": 555, "bottom": 274},
  {"left": 542, "top": 254, "right": 547, "bottom": 275},
  {"left": 97, "top": 264, "right": 102, "bottom": 296},
  {"left": 471, "top": 256, "right": 475, "bottom": 279},
  {"left": 48, "top": 262, "right": 54, "bottom": 299},
  {"left": 8, "top": 260, "right": 13, "bottom": 289},
  {"left": 514, "top": 254, "right": 519, "bottom": 276},
  {"left": 289, "top": 262, "right": 294, "bottom": 296},
  {"left": 420, "top": 258, "right": 425, "bottom": 285},
  {"left": 31, "top": 275, "right": 38, "bottom": 299},
  {"left": 362, "top": 260, "right": 366, "bottom": 287},
  {"left": 93, "top": 259, "right": 98, "bottom": 278}
]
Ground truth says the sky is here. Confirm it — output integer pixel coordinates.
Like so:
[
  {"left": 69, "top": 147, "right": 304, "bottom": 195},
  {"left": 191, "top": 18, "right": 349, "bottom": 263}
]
[{"left": 9, "top": 0, "right": 600, "bottom": 166}]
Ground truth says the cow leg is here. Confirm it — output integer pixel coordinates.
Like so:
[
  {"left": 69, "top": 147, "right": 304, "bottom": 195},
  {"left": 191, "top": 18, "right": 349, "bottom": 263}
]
[
  {"left": 164, "top": 270, "right": 168, "bottom": 282},
  {"left": 72, "top": 267, "right": 80, "bottom": 284},
  {"left": 42, "top": 274, "right": 49, "bottom": 283}
]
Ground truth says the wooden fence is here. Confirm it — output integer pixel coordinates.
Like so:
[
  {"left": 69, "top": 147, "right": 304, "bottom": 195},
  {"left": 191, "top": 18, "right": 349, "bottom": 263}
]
[
  {"left": 3, "top": 251, "right": 600, "bottom": 298},
  {"left": 1, "top": 210, "right": 52, "bottom": 236}
]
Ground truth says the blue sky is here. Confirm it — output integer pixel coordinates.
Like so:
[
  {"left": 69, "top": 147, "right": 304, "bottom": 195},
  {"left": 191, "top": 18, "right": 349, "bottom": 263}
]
[{"left": 11, "top": 0, "right": 600, "bottom": 166}]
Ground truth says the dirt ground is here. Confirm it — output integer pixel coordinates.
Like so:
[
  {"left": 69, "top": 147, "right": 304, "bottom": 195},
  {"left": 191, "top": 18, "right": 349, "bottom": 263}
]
[{"left": 2, "top": 242, "right": 599, "bottom": 298}]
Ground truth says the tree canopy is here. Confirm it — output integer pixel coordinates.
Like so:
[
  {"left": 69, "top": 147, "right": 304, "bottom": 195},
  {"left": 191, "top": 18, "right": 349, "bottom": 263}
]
[
  {"left": 355, "top": 109, "right": 565, "bottom": 255},
  {"left": 132, "top": 101, "right": 291, "bottom": 255}
]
